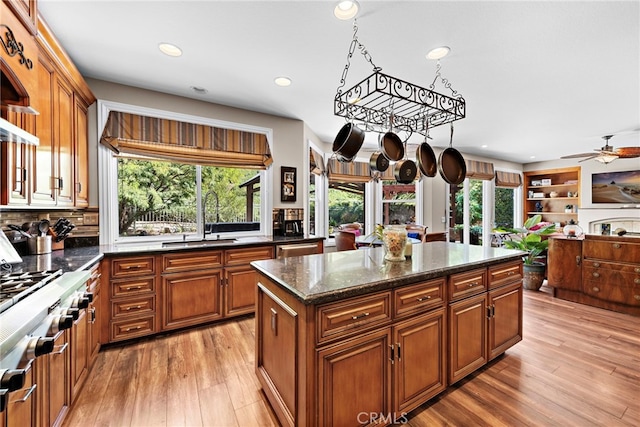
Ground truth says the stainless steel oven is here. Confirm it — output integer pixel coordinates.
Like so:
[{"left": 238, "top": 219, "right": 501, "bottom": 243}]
[{"left": 0, "top": 268, "right": 91, "bottom": 417}]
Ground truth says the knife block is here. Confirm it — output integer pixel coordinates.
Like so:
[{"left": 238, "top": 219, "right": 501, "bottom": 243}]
[{"left": 51, "top": 240, "right": 65, "bottom": 251}]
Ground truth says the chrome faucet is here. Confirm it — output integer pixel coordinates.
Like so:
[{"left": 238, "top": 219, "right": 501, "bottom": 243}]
[{"left": 203, "top": 190, "right": 220, "bottom": 240}]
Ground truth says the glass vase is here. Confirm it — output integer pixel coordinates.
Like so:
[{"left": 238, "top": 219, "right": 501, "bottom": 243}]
[{"left": 382, "top": 225, "right": 407, "bottom": 262}]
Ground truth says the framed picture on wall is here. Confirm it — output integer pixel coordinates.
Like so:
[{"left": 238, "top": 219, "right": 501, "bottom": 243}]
[{"left": 281, "top": 166, "right": 296, "bottom": 202}]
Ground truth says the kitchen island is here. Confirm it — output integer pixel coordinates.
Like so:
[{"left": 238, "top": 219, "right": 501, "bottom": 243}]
[{"left": 251, "top": 242, "right": 525, "bottom": 427}]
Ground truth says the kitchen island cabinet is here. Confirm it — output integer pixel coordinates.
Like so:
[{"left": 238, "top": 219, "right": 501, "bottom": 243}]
[{"left": 252, "top": 242, "right": 524, "bottom": 427}]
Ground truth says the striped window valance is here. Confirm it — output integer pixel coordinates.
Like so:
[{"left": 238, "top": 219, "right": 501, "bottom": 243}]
[
  {"left": 495, "top": 171, "right": 523, "bottom": 188},
  {"left": 100, "top": 111, "right": 273, "bottom": 169},
  {"left": 465, "top": 160, "right": 495, "bottom": 180},
  {"left": 310, "top": 147, "right": 325, "bottom": 175},
  {"left": 327, "top": 158, "right": 372, "bottom": 183}
]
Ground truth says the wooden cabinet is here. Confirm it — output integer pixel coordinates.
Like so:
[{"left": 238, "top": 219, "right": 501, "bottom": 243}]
[
  {"left": 104, "top": 255, "right": 157, "bottom": 343},
  {"left": 547, "top": 235, "right": 640, "bottom": 316},
  {"left": 224, "top": 246, "right": 274, "bottom": 317},
  {"left": 523, "top": 167, "right": 580, "bottom": 228},
  {"left": 448, "top": 261, "right": 523, "bottom": 384},
  {"left": 43, "top": 331, "right": 70, "bottom": 427},
  {"left": 69, "top": 306, "right": 88, "bottom": 404},
  {"left": 317, "top": 328, "right": 392, "bottom": 427},
  {"left": 392, "top": 308, "right": 446, "bottom": 413},
  {"left": 87, "top": 263, "right": 101, "bottom": 366},
  {"left": 547, "top": 237, "right": 582, "bottom": 291},
  {"left": 0, "top": 135, "right": 30, "bottom": 205},
  {"left": 73, "top": 97, "right": 90, "bottom": 207},
  {"left": 1, "top": 363, "right": 36, "bottom": 427}
]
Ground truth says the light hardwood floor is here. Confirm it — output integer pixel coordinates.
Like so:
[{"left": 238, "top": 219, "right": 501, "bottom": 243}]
[{"left": 64, "top": 284, "right": 640, "bottom": 427}]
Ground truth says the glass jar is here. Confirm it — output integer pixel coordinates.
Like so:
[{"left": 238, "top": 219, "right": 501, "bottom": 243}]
[
  {"left": 382, "top": 225, "right": 407, "bottom": 262},
  {"left": 563, "top": 219, "right": 583, "bottom": 238}
]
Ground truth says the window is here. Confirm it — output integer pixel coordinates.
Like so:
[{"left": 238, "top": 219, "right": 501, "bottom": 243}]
[
  {"left": 328, "top": 181, "right": 365, "bottom": 234},
  {"left": 381, "top": 180, "right": 416, "bottom": 225},
  {"left": 117, "top": 158, "right": 260, "bottom": 238}
]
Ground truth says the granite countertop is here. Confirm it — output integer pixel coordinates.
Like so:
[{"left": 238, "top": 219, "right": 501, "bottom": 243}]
[
  {"left": 251, "top": 242, "right": 525, "bottom": 305},
  {"left": 6, "top": 235, "right": 324, "bottom": 274}
]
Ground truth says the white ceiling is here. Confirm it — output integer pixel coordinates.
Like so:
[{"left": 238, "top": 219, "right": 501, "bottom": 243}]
[{"left": 38, "top": 0, "right": 639, "bottom": 164}]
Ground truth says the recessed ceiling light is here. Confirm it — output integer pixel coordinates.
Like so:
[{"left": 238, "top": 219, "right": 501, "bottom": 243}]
[
  {"left": 530, "top": 155, "right": 536, "bottom": 159},
  {"left": 481, "top": 144, "right": 488, "bottom": 149},
  {"left": 190, "top": 86, "right": 208, "bottom": 95},
  {"left": 274, "top": 77, "right": 292, "bottom": 87},
  {"left": 158, "top": 42, "right": 182, "bottom": 57},
  {"left": 334, "top": 0, "right": 359, "bottom": 20},
  {"left": 426, "top": 46, "right": 450, "bottom": 60}
]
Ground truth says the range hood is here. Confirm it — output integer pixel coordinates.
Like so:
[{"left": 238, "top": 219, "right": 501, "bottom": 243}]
[{"left": 0, "top": 117, "right": 39, "bottom": 145}]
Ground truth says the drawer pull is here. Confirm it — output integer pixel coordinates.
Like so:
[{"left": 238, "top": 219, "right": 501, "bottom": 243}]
[
  {"left": 612, "top": 243, "right": 621, "bottom": 249},
  {"left": 416, "top": 295, "right": 432, "bottom": 302},
  {"left": 351, "top": 312, "right": 370, "bottom": 320},
  {"left": 634, "top": 295, "right": 640, "bottom": 301},
  {"left": 52, "top": 343, "right": 68, "bottom": 355},
  {"left": 11, "top": 385, "right": 36, "bottom": 404},
  {"left": 592, "top": 286, "right": 600, "bottom": 292},
  {"left": 592, "top": 262, "right": 600, "bottom": 268},
  {"left": 635, "top": 267, "right": 640, "bottom": 274},
  {"left": 592, "top": 272, "right": 600, "bottom": 278},
  {"left": 468, "top": 282, "right": 478, "bottom": 287},
  {"left": 124, "top": 265, "right": 143, "bottom": 270},
  {"left": 125, "top": 285, "right": 143, "bottom": 291},
  {"left": 125, "top": 326, "right": 143, "bottom": 332},
  {"left": 125, "top": 305, "right": 142, "bottom": 311},
  {"left": 635, "top": 278, "right": 640, "bottom": 285}
]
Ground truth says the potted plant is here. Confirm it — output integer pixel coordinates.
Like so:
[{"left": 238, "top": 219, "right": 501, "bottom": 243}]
[
  {"left": 494, "top": 214, "right": 556, "bottom": 290},
  {"left": 565, "top": 204, "right": 573, "bottom": 213}
]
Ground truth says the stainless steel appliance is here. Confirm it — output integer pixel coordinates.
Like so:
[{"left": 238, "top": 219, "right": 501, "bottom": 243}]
[{"left": 0, "top": 268, "right": 91, "bottom": 415}]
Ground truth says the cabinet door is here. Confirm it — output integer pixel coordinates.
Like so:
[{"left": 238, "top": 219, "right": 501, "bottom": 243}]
[
  {"left": 48, "top": 331, "right": 70, "bottom": 427},
  {"left": 53, "top": 76, "right": 74, "bottom": 206},
  {"left": 448, "top": 293, "right": 487, "bottom": 384},
  {"left": 162, "top": 269, "right": 223, "bottom": 330},
  {"left": 32, "top": 49, "right": 56, "bottom": 205},
  {"left": 488, "top": 282, "right": 523, "bottom": 360},
  {"left": 74, "top": 97, "right": 90, "bottom": 207},
  {"left": 3, "top": 364, "right": 36, "bottom": 427},
  {"left": 0, "top": 138, "right": 29, "bottom": 205},
  {"left": 70, "top": 308, "right": 89, "bottom": 403},
  {"left": 224, "top": 265, "right": 258, "bottom": 317},
  {"left": 317, "top": 328, "right": 392, "bottom": 427},
  {"left": 393, "top": 307, "right": 446, "bottom": 414},
  {"left": 547, "top": 238, "right": 582, "bottom": 291},
  {"left": 89, "top": 289, "right": 101, "bottom": 365}
]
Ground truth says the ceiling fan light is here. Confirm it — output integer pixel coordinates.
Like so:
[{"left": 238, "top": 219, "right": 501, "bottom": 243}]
[
  {"left": 334, "top": 1, "right": 359, "bottom": 20},
  {"left": 594, "top": 154, "right": 618, "bottom": 164}
]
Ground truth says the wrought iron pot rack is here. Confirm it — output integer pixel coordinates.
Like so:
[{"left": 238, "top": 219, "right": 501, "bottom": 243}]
[{"left": 333, "top": 20, "right": 465, "bottom": 138}]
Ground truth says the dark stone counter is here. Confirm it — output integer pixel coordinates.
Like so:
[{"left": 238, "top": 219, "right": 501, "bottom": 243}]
[
  {"left": 7, "top": 236, "right": 324, "bottom": 273},
  {"left": 251, "top": 242, "right": 525, "bottom": 305}
]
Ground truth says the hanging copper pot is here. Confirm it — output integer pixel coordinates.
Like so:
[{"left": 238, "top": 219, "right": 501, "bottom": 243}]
[
  {"left": 369, "top": 151, "right": 390, "bottom": 172},
  {"left": 333, "top": 122, "right": 365, "bottom": 162},
  {"left": 438, "top": 124, "right": 466, "bottom": 185}
]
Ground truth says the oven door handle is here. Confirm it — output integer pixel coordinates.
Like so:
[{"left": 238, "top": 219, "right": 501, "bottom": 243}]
[
  {"left": 11, "top": 384, "right": 36, "bottom": 404},
  {"left": 51, "top": 342, "right": 68, "bottom": 355}
]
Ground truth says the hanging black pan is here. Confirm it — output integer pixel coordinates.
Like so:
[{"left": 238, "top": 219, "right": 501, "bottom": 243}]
[
  {"left": 416, "top": 121, "right": 437, "bottom": 177},
  {"left": 438, "top": 124, "right": 466, "bottom": 185},
  {"left": 333, "top": 122, "right": 365, "bottom": 162},
  {"left": 379, "top": 116, "right": 404, "bottom": 161},
  {"left": 369, "top": 151, "right": 390, "bottom": 172}
]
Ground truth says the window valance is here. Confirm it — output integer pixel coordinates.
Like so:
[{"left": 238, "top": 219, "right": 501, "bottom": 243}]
[
  {"left": 495, "top": 171, "right": 522, "bottom": 188},
  {"left": 100, "top": 111, "right": 272, "bottom": 169},
  {"left": 465, "top": 160, "right": 495, "bottom": 180},
  {"left": 327, "top": 158, "right": 371, "bottom": 183},
  {"left": 310, "top": 147, "right": 325, "bottom": 175}
]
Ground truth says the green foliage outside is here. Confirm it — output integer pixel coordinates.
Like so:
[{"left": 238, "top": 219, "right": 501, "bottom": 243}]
[
  {"left": 117, "top": 159, "right": 259, "bottom": 236},
  {"left": 328, "top": 187, "right": 364, "bottom": 227}
]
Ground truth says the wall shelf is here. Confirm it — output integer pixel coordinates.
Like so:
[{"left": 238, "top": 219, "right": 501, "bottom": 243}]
[{"left": 523, "top": 167, "right": 581, "bottom": 226}]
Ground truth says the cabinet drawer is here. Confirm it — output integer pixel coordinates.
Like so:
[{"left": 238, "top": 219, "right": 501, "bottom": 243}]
[
  {"left": 583, "top": 260, "right": 640, "bottom": 274},
  {"left": 448, "top": 268, "right": 487, "bottom": 301},
  {"left": 488, "top": 261, "right": 522, "bottom": 289},
  {"left": 111, "top": 296, "right": 155, "bottom": 318},
  {"left": 316, "top": 292, "right": 391, "bottom": 343},
  {"left": 582, "top": 276, "right": 640, "bottom": 306},
  {"left": 163, "top": 251, "right": 223, "bottom": 273},
  {"left": 225, "top": 246, "right": 274, "bottom": 265},
  {"left": 111, "top": 277, "right": 155, "bottom": 298},
  {"left": 394, "top": 278, "right": 444, "bottom": 318},
  {"left": 110, "top": 316, "right": 155, "bottom": 342},
  {"left": 111, "top": 256, "right": 156, "bottom": 278},
  {"left": 583, "top": 267, "right": 640, "bottom": 288},
  {"left": 584, "top": 240, "right": 640, "bottom": 264}
]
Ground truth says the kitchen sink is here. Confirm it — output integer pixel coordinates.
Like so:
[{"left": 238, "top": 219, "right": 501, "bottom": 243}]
[{"left": 162, "top": 238, "right": 237, "bottom": 248}]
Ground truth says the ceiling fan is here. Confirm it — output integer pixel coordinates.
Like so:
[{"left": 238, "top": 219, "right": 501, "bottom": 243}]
[{"left": 561, "top": 135, "right": 640, "bottom": 164}]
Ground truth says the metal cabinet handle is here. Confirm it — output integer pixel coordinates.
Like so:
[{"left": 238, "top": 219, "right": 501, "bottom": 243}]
[
  {"left": 635, "top": 267, "right": 640, "bottom": 274},
  {"left": 125, "top": 326, "right": 143, "bottom": 332},
  {"left": 11, "top": 384, "right": 36, "bottom": 404},
  {"left": 52, "top": 343, "right": 68, "bottom": 355},
  {"left": 592, "top": 272, "right": 600, "bottom": 278},
  {"left": 576, "top": 256, "right": 581, "bottom": 266},
  {"left": 592, "top": 262, "right": 599, "bottom": 268},
  {"left": 634, "top": 295, "right": 640, "bottom": 301},
  {"left": 125, "top": 285, "right": 142, "bottom": 291},
  {"left": 468, "top": 282, "right": 479, "bottom": 287},
  {"left": 351, "top": 312, "right": 370, "bottom": 320},
  {"left": 123, "top": 265, "right": 142, "bottom": 270},
  {"left": 416, "top": 295, "right": 432, "bottom": 302},
  {"left": 635, "top": 278, "right": 640, "bottom": 285},
  {"left": 125, "top": 305, "right": 142, "bottom": 311},
  {"left": 396, "top": 343, "right": 401, "bottom": 360},
  {"left": 592, "top": 286, "right": 600, "bottom": 292},
  {"left": 612, "top": 243, "right": 621, "bottom": 249},
  {"left": 389, "top": 344, "right": 395, "bottom": 364}
]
